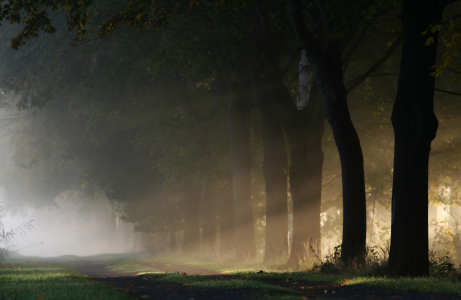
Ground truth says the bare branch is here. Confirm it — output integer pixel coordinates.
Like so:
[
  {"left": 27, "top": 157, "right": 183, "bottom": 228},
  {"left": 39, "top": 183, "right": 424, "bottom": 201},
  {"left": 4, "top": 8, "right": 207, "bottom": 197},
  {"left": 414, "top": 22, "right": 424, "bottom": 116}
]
[{"left": 346, "top": 32, "right": 403, "bottom": 93}]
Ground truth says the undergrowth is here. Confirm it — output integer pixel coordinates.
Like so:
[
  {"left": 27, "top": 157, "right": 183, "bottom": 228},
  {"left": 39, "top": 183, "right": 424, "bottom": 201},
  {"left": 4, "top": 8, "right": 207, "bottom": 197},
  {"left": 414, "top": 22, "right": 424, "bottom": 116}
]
[{"left": 311, "top": 243, "right": 461, "bottom": 279}]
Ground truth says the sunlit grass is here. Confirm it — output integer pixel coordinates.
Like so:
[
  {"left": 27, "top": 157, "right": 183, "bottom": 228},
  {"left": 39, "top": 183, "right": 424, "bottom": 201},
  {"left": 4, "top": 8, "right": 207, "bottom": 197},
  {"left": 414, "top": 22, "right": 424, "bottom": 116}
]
[
  {"left": 142, "top": 273, "right": 209, "bottom": 285},
  {"left": 105, "top": 261, "right": 164, "bottom": 275},
  {"left": 0, "top": 262, "right": 134, "bottom": 300},
  {"left": 140, "top": 255, "right": 270, "bottom": 274},
  {"left": 239, "top": 271, "right": 461, "bottom": 295},
  {"left": 133, "top": 254, "right": 461, "bottom": 295},
  {"left": 7, "top": 253, "right": 461, "bottom": 298},
  {"left": 188, "top": 278, "right": 300, "bottom": 293},
  {"left": 346, "top": 276, "right": 461, "bottom": 294},
  {"left": 141, "top": 273, "right": 300, "bottom": 294}
]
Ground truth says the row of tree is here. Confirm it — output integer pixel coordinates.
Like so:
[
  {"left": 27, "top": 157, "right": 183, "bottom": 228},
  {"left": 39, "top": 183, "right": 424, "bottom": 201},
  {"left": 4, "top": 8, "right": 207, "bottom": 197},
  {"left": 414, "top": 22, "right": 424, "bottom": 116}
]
[{"left": 0, "top": 0, "right": 460, "bottom": 276}]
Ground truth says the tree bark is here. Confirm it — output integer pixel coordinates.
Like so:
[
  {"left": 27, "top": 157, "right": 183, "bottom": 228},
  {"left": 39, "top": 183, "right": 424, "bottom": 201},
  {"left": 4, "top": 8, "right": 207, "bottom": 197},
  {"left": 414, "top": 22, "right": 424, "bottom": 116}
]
[
  {"left": 218, "top": 177, "right": 235, "bottom": 254},
  {"left": 228, "top": 79, "right": 256, "bottom": 259},
  {"left": 250, "top": 1, "right": 324, "bottom": 266},
  {"left": 253, "top": 71, "right": 289, "bottom": 263},
  {"left": 388, "top": 0, "right": 445, "bottom": 276},
  {"left": 168, "top": 197, "right": 177, "bottom": 252},
  {"left": 202, "top": 192, "right": 217, "bottom": 250},
  {"left": 182, "top": 183, "right": 201, "bottom": 255},
  {"left": 299, "top": 76, "right": 325, "bottom": 257},
  {"left": 289, "top": 0, "right": 366, "bottom": 264}
]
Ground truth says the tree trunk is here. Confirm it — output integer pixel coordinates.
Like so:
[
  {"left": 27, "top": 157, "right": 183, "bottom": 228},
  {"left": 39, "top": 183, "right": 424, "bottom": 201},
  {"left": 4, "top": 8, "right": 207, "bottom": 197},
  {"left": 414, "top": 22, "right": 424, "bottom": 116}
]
[
  {"left": 300, "top": 74, "right": 325, "bottom": 257},
  {"left": 218, "top": 177, "right": 235, "bottom": 255},
  {"left": 168, "top": 199, "right": 177, "bottom": 252},
  {"left": 228, "top": 79, "right": 256, "bottom": 259},
  {"left": 182, "top": 184, "right": 201, "bottom": 255},
  {"left": 289, "top": 0, "right": 366, "bottom": 264},
  {"left": 263, "top": 70, "right": 311, "bottom": 266},
  {"left": 388, "top": 0, "right": 445, "bottom": 276},
  {"left": 202, "top": 192, "right": 217, "bottom": 251},
  {"left": 249, "top": 2, "right": 324, "bottom": 266},
  {"left": 253, "top": 72, "right": 289, "bottom": 263}
]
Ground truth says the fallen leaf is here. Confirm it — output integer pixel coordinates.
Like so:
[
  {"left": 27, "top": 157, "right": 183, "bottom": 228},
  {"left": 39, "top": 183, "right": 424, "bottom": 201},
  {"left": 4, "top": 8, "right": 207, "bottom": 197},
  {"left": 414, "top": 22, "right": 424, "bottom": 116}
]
[
  {"left": 36, "top": 295, "right": 43, "bottom": 300},
  {"left": 299, "top": 286, "right": 305, "bottom": 289}
]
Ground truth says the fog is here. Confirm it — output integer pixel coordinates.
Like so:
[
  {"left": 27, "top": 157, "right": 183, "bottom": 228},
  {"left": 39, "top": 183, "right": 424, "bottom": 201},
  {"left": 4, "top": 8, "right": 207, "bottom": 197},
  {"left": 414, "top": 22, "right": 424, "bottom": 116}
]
[
  {"left": 0, "top": 3, "right": 461, "bottom": 269},
  {"left": 1, "top": 192, "right": 141, "bottom": 257}
]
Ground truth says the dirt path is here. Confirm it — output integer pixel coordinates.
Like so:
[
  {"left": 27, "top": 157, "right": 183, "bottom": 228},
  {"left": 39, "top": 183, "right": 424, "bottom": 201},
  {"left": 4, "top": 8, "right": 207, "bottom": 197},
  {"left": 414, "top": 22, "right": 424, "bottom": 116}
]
[
  {"left": 138, "top": 262, "right": 221, "bottom": 276},
  {"left": 60, "top": 260, "right": 461, "bottom": 300},
  {"left": 64, "top": 261, "right": 131, "bottom": 277}
]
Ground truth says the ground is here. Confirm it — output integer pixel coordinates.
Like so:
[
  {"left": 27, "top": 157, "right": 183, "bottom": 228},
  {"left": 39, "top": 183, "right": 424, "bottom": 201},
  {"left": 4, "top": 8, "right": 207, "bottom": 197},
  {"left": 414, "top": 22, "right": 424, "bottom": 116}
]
[{"left": 2, "top": 254, "right": 461, "bottom": 299}]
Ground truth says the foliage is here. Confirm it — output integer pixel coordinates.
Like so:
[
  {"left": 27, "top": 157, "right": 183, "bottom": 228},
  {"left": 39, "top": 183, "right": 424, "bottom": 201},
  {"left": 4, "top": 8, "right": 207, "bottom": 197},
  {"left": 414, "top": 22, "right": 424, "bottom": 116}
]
[
  {"left": 0, "top": 204, "right": 34, "bottom": 263},
  {"left": 429, "top": 250, "right": 459, "bottom": 278},
  {"left": 0, "top": 0, "right": 93, "bottom": 49},
  {"left": 316, "top": 244, "right": 389, "bottom": 276}
]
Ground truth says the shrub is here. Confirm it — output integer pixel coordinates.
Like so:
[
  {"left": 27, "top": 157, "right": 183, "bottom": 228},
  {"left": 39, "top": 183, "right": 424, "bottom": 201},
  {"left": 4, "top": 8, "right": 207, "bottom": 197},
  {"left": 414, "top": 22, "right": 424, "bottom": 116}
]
[{"left": 0, "top": 205, "right": 34, "bottom": 263}]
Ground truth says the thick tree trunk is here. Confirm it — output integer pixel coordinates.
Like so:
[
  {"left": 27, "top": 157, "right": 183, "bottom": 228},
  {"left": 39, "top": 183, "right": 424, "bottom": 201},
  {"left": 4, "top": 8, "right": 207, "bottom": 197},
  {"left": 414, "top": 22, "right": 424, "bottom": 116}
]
[
  {"left": 253, "top": 73, "right": 289, "bottom": 263},
  {"left": 388, "top": 0, "right": 445, "bottom": 276},
  {"left": 228, "top": 80, "right": 256, "bottom": 260},
  {"left": 202, "top": 192, "right": 217, "bottom": 250},
  {"left": 182, "top": 184, "right": 201, "bottom": 255},
  {"left": 289, "top": 0, "right": 366, "bottom": 264},
  {"left": 209, "top": 76, "right": 236, "bottom": 255},
  {"left": 263, "top": 70, "right": 311, "bottom": 266},
  {"left": 286, "top": 57, "right": 325, "bottom": 265},
  {"left": 218, "top": 177, "right": 235, "bottom": 254},
  {"left": 300, "top": 77, "right": 325, "bottom": 256},
  {"left": 250, "top": 2, "right": 324, "bottom": 266}
]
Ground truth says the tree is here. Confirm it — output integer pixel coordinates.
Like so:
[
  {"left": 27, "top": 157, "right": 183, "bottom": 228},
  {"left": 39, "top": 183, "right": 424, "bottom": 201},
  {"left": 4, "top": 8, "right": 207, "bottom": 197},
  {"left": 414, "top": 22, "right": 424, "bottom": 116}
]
[
  {"left": 389, "top": 0, "right": 448, "bottom": 276},
  {"left": 289, "top": 0, "right": 367, "bottom": 264}
]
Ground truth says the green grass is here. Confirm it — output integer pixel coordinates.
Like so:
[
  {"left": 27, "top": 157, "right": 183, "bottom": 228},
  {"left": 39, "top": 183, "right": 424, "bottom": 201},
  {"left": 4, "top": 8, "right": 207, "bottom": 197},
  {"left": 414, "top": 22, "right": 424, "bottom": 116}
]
[
  {"left": 239, "top": 271, "right": 461, "bottom": 295},
  {"left": 5, "top": 253, "right": 461, "bottom": 298},
  {"left": 0, "top": 262, "right": 134, "bottom": 300},
  {"left": 142, "top": 273, "right": 209, "bottom": 284},
  {"left": 136, "top": 255, "right": 461, "bottom": 295},
  {"left": 105, "top": 260, "right": 164, "bottom": 275},
  {"left": 188, "top": 278, "right": 300, "bottom": 293},
  {"left": 141, "top": 273, "right": 300, "bottom": 294},
  {"left": 139, "top": 255, "right": 272, "bottom": 274}
]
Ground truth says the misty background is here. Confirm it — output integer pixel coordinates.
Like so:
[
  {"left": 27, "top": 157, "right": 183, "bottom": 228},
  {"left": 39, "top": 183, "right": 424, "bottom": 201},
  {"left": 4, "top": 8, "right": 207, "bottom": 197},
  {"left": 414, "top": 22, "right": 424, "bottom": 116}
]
[{"left": 0, "top": 1, "right": 460, "bottom": 266}]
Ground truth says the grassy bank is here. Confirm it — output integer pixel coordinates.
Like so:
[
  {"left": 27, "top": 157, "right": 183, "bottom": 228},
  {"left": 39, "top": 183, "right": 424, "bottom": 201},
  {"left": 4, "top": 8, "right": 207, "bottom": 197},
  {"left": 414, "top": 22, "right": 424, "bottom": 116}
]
[
  {"left": 0, "top": 260, "right": 134, "bottom": 300},
  {"left": 130, "top": 254, "right": 461, "bottom": 295},
  {"left": 3, "top": 253, "right": 461, "bottom": 298}
]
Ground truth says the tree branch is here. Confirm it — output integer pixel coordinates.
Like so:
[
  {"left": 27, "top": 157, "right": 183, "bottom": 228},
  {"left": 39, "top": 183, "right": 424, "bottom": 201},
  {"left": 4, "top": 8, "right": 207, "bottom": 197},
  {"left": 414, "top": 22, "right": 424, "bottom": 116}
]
[
  {"left": 342, "top": 34, "right": 364, "bottom": 75},
  {"left": 281, "top": 46, "right": 302, "bottom": 79},
  {"left": 288, "top": 0, "right": 325, "bottom": 73},
  {"left": 435, "top": 88, "right": 461, "bottom": 96},
  {"left": 346, "top": 32, "right": 403, "bottom": 93}
]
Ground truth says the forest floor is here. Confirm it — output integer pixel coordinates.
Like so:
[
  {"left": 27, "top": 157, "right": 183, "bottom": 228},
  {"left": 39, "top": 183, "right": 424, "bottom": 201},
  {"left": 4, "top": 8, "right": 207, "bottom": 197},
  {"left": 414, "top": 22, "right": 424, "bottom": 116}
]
[{"left": 3, "top": 253, "right": 461, "bottom": 299}]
